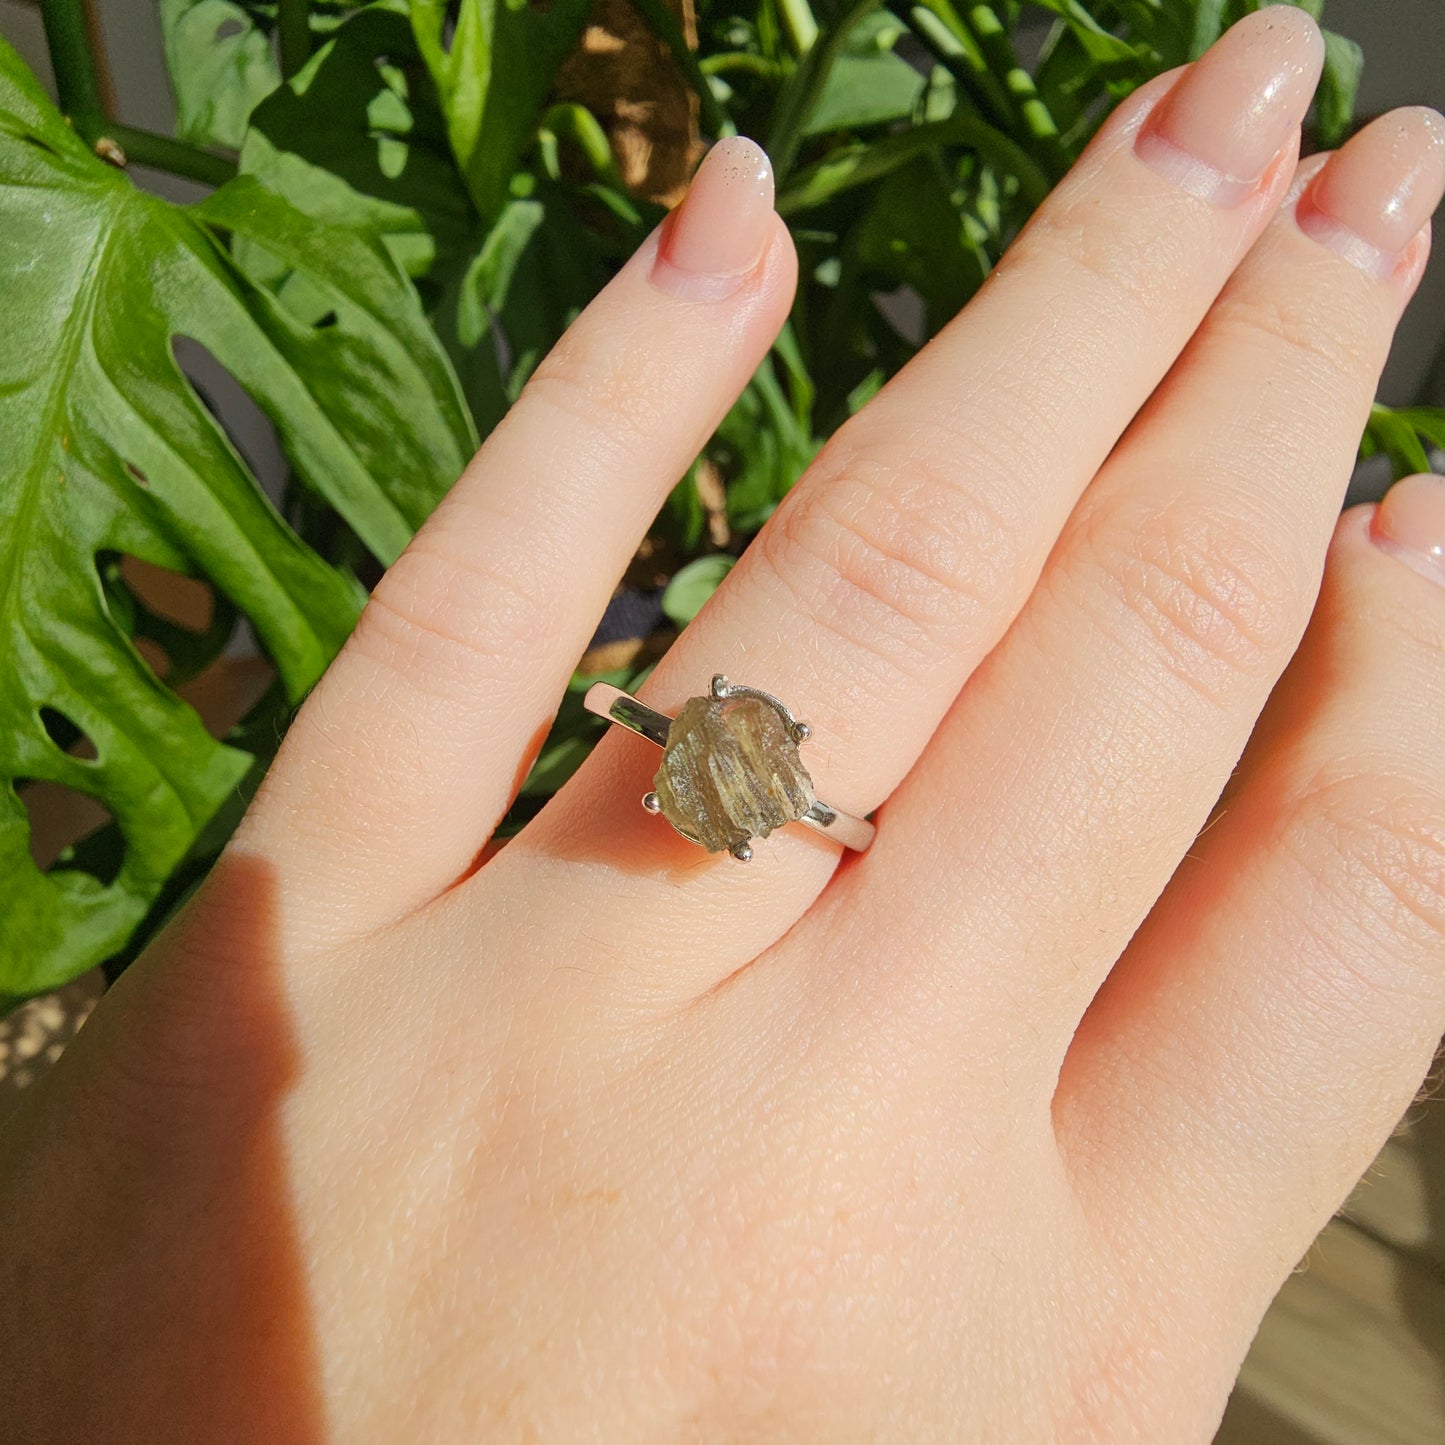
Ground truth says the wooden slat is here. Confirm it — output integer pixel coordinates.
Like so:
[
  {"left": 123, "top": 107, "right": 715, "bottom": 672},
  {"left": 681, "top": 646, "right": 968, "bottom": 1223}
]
[
  {"left": 1217, "top": 1215, "right": 1445, "bottom": 1444},
  {"left": 1341, "top": 1102, "right": 1445, "bottom": 1274}
]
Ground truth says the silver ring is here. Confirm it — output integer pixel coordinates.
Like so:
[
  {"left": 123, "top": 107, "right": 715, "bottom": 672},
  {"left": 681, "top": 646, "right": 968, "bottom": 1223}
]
[{"left": 583, "top": 674, "right": 875, "bottom": 861}]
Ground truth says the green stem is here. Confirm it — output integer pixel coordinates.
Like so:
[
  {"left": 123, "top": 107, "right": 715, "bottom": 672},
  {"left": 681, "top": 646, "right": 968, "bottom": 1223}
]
[
  {"left": 277, "top": 0, "right": 312, "bottom": 81},
  {"left": 766, "top": 0, "right": 881, "bottom": 181},
  {"left": 778, "top": 0, "right": 820, "bottom": 54},
  {"left": 701, "top": 53, "right": 784, "bottom": 81},
  {"left": 105, "top": 124, "right": 239, "bottom": 188},
  {"left": 630, "top": 0, "right": 734, "bottom": 139},
  {"left": 962, "top": 3, "right": 1070, "bottom": 178},
  {"left": 887, "top": 0, "right": 1011, "bottom": 133},
  {"left": 39, "top": 0, "right": 105, "bottom": 130},
  {"left": 776, "top": 109, "right": 1050, "bottom": 214}
]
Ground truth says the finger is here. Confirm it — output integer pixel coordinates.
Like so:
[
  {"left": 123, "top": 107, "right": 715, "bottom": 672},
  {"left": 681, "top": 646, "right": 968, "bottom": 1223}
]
[
  {"left": 1054, "top": 487, "right": 1445, "bottom": 1328},
  {"left": 504, "top": 9, "right": 1323, "bottom": 993},
  {"left": 234, "top": 139, "right": 797, "bottom": 940},
  {"left": 842, "top": 106, "right": 1443, "bottom": 1069}
]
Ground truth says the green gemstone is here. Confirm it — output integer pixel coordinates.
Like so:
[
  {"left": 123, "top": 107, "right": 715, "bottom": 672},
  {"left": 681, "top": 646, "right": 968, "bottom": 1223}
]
[{"left": 653, "top": 695, "right": 816, "bottom": 853}]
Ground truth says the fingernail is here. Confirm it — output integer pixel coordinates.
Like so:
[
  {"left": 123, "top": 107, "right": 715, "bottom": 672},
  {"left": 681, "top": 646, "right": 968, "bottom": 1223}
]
[
  {"left": 1296, "top": 107, "right": 1445, "bottom": 280},
  {"left": 651, "top": 136, "right": 775, "bottom": 301},
  {"left": 1372, "top": 473, "right": 1445, "bottom": 587},
  {"left": 1135, "top": 5, "right": 1323, "bottom": 207}
]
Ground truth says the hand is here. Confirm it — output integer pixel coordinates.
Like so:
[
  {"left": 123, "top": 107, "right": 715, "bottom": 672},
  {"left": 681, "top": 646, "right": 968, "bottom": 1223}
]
[{"left": 4, "top": 8, "right": 1444, "bottom": 1440}]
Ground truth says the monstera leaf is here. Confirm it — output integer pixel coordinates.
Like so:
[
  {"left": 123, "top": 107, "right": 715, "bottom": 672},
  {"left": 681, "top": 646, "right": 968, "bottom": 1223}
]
[
  {"left": 0, "top": 39, "right": 475, "bottom": 998},
  {"left": 160, "top": 0, "right": 283, "bottom": 150},
  {"left": 160, "top": 0, "right": 372, "bottom": 150},
  {"left": 239, "top": 0, "right": 475, "bottom": 285}
]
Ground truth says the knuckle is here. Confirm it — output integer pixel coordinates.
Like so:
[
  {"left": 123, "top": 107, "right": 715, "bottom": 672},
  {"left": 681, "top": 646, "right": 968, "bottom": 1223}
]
[
  {"left": 521, "top": 332, "right": 660, "bottom": 461},
  {"left": 349, "top": 534, "right": 547, "bottom": 695},
  {"left": 1207, "top": 284, "right": 1379, "bottom": 392},
  {"left": 1088, "top": 500, "right": 1303, "bottom": 704},
  {"left": 1290, "top": 773, "right": 1445, "bottom": 972},
  {"left": 758, "top": 428, "right": 1020, "bottom": 684},
  {"left": 1008, "top": 188, "right": 1195, "bottom": 326}
]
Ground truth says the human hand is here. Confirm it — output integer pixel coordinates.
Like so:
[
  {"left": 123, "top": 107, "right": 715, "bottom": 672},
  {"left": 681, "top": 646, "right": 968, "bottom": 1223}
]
[{"left": 4, "top": 7, "right": 1445, "bottom": 1440}]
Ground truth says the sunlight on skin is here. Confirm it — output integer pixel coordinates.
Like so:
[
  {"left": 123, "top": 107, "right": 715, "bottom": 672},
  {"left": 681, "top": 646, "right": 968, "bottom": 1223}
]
[{"left": 3, "top": 10, "right": 1445, "bottom": 1441}]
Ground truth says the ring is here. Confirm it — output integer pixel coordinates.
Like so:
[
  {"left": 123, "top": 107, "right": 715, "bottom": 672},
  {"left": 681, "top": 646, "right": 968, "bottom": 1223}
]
[{"left": 583, "top": 674, "right": 875, "bottom": 861}]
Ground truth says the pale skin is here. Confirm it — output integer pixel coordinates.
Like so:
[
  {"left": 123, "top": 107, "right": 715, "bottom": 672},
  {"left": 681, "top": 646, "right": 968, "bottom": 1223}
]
[{"left": 4, "top": 7, "right": 1445, "bottom": 1440}]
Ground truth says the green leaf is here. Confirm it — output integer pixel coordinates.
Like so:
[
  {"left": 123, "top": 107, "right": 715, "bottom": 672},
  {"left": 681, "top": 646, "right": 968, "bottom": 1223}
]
[
  {"left": 1027, "top": 0, "right": 1145, "bottom": 69},
  {"left": 718, "top": 352, "right": 820, "bottom": 532},
  {"left": 1365, "top": 404, "right": 1445, "bottom": 476},
  {"left": 1363, "top": 405, "right": 1432, "bottom": 476},
  {"left": 433, "top": 184, "right": 612, "bottom": 433},
  {"left": 1315, "top": 29, "right": 1363, "bottom": 148},
  {"left": 0, "top": 39, "right": 473, "bottom": 994},
  {"left": 160, "top": 0, "right": 283, "bottom": 151},
  {"left": 662, "top": 555, "right": 738, "bottom": 627},
  {"left": 805, "top": 12, "right": 926, "bottom": 134},
  {"left": 410, "top": 0, "right": 593, "bottom": 219},
  {"left": 1188, "top": 0, "right": 1229, "bottom": 58},
  {"left": 239, "top": 0, "right": 475, "bottom": 284},
  {"left": 851, "top": 155, "right": 985, "bottom": 333},
  {"left": 778, "top": 109, "right": 1049, "bottom": 213}
]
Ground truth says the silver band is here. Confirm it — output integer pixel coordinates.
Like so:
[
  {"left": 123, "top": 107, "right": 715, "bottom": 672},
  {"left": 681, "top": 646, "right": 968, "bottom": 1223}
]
[{"left": 583, "top": 682, "right": 876, "bottom": 853}]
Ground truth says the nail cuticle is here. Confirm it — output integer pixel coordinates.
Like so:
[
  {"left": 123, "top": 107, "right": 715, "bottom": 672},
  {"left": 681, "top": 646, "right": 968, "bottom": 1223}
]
[
  {"left": 647, "top": 134, "right": 776, "bottom": 299},
  {"left": 1371, "top": 475, "right": 1445, "bottom": 589},
  {"left": 1294, "top": 188, "right": 1407, "bottom": 281},
  {"left": 1133, "top": 127, "right": 1258, "bottom": 208},
  {"left": 648, "top": 252, "right": 757, "bottom": 302},
  {"left": 1370, "top": 527, "right": 1445, "bottom": 589}
]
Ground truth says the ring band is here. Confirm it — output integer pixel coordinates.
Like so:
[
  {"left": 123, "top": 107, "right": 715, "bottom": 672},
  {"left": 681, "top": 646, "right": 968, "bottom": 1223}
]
[{"left": 584, "top": 675, "right": 875, "bottom": 860}]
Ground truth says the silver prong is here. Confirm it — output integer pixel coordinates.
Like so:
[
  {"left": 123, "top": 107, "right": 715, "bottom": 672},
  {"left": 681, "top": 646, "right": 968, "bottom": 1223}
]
[
  {"left": 793, "top": 720, "right": 811, "bottom": 743},
  {"left": 730, "top": 840, "right": 753, "bottom": 862},
  {"left": 710, "top": 674, "right": 731, "bottom": 700},
  {"left": 641, "top": 791, "right": 661, "bottom": 814}
]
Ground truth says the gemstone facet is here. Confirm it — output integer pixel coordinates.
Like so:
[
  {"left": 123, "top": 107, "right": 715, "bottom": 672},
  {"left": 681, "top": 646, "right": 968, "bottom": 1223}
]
[{"left": 652, "top": 693, "right": 816, "bottom": 854}]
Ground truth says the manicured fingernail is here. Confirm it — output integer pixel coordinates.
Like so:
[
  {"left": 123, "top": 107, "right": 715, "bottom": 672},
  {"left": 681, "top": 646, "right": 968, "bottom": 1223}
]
[
  {"left": 651, "top": 136, "right": 775, "bottom": 301},
  {"left": 1135, "top": 6, "right": 1323, "bottom": 207},
  {"left": 1296, "top": 107, "right": 1445, "bottom": 280},
  {"left": 1372, "top": 473, "right": 1445, "bottom": 587}
]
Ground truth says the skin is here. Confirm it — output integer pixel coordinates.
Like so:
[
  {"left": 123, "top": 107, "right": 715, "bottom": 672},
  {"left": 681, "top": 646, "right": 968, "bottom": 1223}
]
[{"left": 3, "top": 9, "right": 1445, "bottom": 1441}]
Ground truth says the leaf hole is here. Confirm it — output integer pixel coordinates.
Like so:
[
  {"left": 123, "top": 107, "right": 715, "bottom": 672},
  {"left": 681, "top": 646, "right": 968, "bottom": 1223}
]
[
  {"left": 124, "top": 460, "right": 150, "bottom": 488},
  {"left": 96, "top": 551, "right": 233, "bottom": 688},
  {"left": 313, "top": 311, "right": 339, "bottom": 330},
  {"left": 38, "top": 707, "right": 97, "bottom": 762},
  {"left": 216, "top": 19, "right": 245, "bottom": 42},
  {"left": 14, "top": 778, "right": 124, "bottom": 885},
  {"left": 171, "top": 337, "right": 289, "bottom": 502},
  {"left": 441, "top": 1, "right": 461, "bottom": 51}
]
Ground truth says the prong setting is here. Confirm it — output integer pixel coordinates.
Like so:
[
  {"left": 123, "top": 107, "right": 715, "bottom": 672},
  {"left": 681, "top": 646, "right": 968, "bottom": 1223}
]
[
  {"left": 730, "top": 840, "right": 753, "bottom": 862},
  {"left": 710, "top": 674, "right": 731, "bottom": 700},
  {"left": 641, "top": 790, "right": 661, "bottom": 814}
]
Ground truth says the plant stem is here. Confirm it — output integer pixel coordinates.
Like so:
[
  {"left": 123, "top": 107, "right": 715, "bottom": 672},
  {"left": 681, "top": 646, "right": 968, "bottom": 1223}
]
[
  {"left": 776, "top": 109, "right": 1050, "bottom": 214},
  {"left": 887, "top": 0, "right": 1011, "bottom": 133},
  {"left": 104, "top": 124, "right": 238, "bottom": 188},
  {"left": 778, "top": 0, "right": 820, "bottom": 54},
  {"left": 961, "top": 4, "right": 1070, "bottom": 178},
  {"left": 39, "top": 0, "right": 105, "bottom": 131},
  {"left": 630, "top": 0, "right": 735, "bottom": 139},
  {"left": 766, "top": 0, "right": 881, "bottom": 181},
  {"left": 277, "top": 0, "right": 312, "bottom": 80}
]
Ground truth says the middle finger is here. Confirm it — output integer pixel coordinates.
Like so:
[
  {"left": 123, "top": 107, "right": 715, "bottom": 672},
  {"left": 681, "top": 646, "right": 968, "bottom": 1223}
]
[{"left": 505, "top": 8, "right": 1324, "bottom": 993}]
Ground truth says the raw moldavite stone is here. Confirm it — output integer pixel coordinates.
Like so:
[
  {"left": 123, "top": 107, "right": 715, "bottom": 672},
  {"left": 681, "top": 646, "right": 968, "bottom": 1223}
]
[{"left": 654, "top": 695, "right": 816, "bottom": 853}]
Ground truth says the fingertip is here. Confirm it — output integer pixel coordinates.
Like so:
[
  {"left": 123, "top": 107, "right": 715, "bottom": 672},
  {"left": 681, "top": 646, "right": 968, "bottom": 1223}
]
[
  {"left": 1369, "top": 472, "right": 1445, "bottom": 590},
  {"left": 652, "top": 136, "right": 780, "bottom": 301}
]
